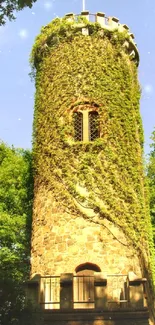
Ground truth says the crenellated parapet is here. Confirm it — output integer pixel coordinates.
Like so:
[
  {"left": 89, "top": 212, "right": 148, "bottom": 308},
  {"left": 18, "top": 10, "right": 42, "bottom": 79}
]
[
  {"left": 65, "top": 11, "right": 139, "bottom": 65},
  {"left": 30, "top": 11, "right": 139, "bottom": 68}
]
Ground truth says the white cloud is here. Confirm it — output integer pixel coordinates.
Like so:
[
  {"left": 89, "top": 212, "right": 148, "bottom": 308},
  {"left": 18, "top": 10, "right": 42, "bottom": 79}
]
[
  {"left": 43, "top": 1, "right": 53, "bottom": 10},
  {"left": 144, "top": 84, "right": 153, "bottom": 94},
  {"left": 18, "top": 29, "right": 28, "bottom": 39}
]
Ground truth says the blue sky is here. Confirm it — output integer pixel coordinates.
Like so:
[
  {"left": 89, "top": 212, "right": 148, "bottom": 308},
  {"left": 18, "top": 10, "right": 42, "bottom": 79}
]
[{"left": 0, "top": 0, "right": 154, "bottom": 154}]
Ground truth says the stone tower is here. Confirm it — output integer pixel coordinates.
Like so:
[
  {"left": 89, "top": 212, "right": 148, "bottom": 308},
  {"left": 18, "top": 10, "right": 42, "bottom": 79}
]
[{"left": 28, "top": 11, "right": 155, "bottom": 325}]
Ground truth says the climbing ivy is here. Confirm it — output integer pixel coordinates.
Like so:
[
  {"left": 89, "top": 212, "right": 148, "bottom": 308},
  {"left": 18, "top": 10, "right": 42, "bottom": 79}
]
[
  {"left": 30, "top": 17, "right": 155, "bottom": 288},
  {"left": 30, "top": 16, "right": 133, "bottom": 71}
]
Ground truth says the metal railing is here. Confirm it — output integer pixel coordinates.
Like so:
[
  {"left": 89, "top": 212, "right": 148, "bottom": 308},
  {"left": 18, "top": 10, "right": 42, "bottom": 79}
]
[
  {"left": 74, "top": 13, "right": 109, "bottom": 24},
  {"left": 39, "top": 274, "right": 146, "bottom": 310}
]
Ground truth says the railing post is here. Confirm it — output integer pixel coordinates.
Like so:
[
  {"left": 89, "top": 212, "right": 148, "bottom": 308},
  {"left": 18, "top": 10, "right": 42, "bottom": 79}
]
[
  {"left": 128, "top": 272, "right": 147, "bottom": 309},
  {"left": 26, "top": 274, "right": 40, "bottom": 307},
  {"left": 60, "top": 273, "right": 73, "bottom": 309},
  {"left": 94, "top": 273, "right": 107, "bottom": 308}
]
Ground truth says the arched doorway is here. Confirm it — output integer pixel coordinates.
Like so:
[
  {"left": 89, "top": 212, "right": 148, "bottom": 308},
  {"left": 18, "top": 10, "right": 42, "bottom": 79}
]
[{"left": 74, "top": 263, "right": 101, "bottom": 309}]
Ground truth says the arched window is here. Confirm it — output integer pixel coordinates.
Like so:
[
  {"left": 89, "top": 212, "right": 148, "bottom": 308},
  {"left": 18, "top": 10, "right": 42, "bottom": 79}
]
[{"left": 73, "top": 107, "right": 100, "bottom": 142}]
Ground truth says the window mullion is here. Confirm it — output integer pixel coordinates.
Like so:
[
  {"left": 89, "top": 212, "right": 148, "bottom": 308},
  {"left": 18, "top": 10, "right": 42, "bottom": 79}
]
[{"left": 83, "top": 111, "right": 89, "bottom": 142}]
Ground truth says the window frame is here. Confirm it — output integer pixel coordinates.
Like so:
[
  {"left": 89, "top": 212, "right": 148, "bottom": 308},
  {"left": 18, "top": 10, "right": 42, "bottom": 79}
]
[{"left": 72, "top": 104, "right": 100, "bottom": 142}]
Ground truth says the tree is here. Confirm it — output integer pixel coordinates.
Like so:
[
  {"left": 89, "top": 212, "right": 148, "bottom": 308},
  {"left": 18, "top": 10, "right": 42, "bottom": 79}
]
[
  {"left": 0, "top": 142, "right": 33, "bottom": 324},
  {"left": 0, "top": 0, "right": 37, "bottom": 25},
  {"left": 147, "top": 130, "right": 155, "bottom": 242}
]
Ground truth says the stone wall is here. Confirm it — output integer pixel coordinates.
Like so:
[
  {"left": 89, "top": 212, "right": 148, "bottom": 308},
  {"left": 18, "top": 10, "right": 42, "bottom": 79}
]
[{"left": 31, "top": 187, "right": 141, "bottom": 278}]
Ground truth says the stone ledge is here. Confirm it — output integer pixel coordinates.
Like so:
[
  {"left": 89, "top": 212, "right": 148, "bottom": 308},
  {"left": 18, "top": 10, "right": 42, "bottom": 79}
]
[{"left": 42, "top": 308, "right": 149, "bottom": 321}]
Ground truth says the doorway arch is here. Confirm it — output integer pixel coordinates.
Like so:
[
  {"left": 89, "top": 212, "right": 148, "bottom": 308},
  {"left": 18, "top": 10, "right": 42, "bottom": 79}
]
[{"left": 75, "top": 262, "right": 101, "bottom": 274}]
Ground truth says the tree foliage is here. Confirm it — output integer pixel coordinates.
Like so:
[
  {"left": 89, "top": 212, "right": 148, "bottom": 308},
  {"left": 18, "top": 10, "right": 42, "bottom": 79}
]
[
  {"left": 0, "top": 142, "right": 33, "bottom": 324},
  {"left": 0, "top": 0, "right": 37, "bottom": 25}
]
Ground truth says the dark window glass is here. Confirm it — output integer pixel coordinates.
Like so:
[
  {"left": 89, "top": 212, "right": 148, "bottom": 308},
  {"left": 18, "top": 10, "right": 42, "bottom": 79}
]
[
  {"left": 89, "top": 111, "right": 99, "bottom": 141},
  {"left": 73, "top": 112, "right": 83, "bottom": 141}
]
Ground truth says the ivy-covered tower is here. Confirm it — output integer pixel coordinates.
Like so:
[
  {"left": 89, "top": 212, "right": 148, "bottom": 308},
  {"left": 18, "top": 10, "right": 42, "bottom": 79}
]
[{"left": 29, "top": 11, "right": 154, "bottom": 325}]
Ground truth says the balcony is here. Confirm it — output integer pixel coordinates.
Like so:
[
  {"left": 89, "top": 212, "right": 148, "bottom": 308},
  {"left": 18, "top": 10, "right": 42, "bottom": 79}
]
[{"left": 26, "top": 272, "right": 148, "bottom": 311}]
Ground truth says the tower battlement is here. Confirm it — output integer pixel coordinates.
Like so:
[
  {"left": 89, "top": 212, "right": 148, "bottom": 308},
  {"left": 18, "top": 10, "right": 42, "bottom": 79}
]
[
  {"left": 65, "top": 11, "right": 139, "bottom": 65},
  {"left": 31, "top": 11, "right": 139, "bottom": 68}
]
